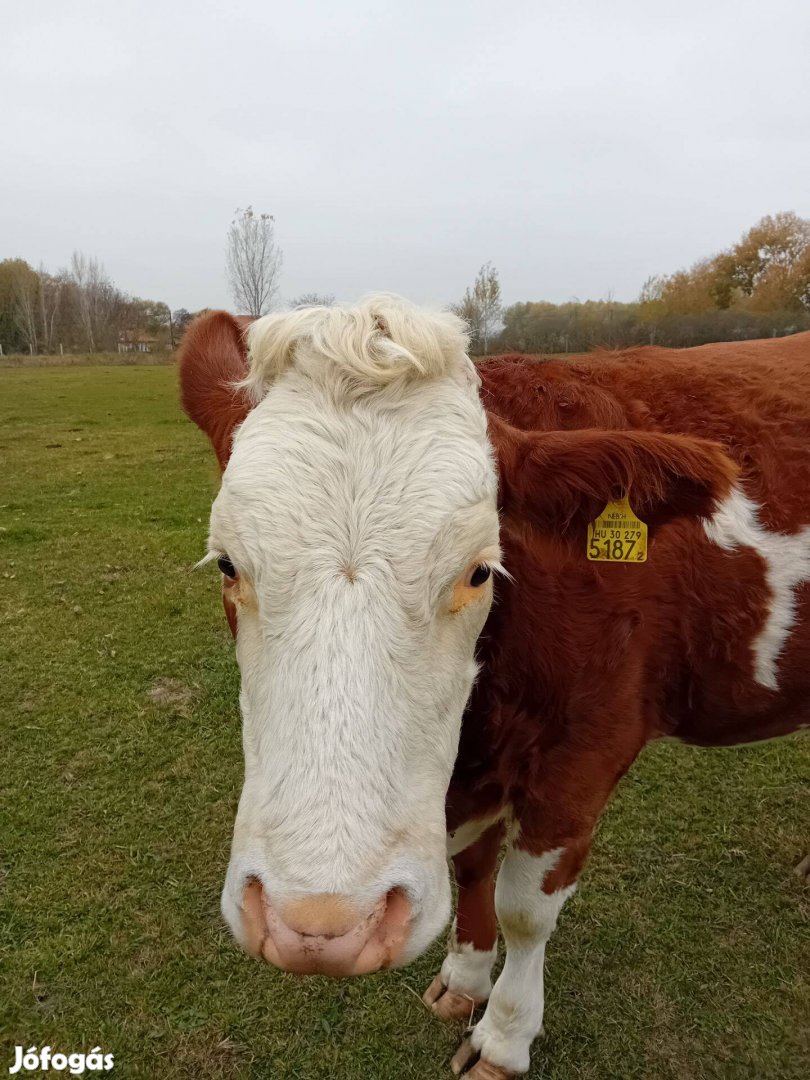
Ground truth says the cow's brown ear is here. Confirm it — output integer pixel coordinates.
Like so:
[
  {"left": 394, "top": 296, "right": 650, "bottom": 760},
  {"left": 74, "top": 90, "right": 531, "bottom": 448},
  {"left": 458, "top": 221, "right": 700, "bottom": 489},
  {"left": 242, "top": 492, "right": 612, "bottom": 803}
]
[
  {"left": 178, "top": 311, "right": 254, "bottom": 472},
  {"left": 489, "top": 415, "right": 738, "bottom": 531}
]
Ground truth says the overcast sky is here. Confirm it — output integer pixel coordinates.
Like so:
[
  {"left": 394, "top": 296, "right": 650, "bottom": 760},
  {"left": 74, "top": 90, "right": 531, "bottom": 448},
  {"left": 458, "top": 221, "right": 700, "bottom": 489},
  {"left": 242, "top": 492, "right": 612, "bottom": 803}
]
[{"left": 5, "top": 0, "right": 809, "bottom": 312}]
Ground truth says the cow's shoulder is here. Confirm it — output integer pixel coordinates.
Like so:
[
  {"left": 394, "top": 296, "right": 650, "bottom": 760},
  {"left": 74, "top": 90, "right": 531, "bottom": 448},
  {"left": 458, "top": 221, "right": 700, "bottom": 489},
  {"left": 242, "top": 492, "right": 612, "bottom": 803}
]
[{"left": 478, "top": 354, "right": 633, "bottom": 432}]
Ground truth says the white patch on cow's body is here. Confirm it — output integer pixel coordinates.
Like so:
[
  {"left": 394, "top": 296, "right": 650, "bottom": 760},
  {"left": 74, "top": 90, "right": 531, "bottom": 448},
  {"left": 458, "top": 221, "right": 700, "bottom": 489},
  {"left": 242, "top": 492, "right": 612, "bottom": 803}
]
[
  {"left": 211, "top": 297, "right": 501, "bottom": 965},
  {"left": 447, "top": 809, "right": 508, "bottom": 858},
  {"left": 440, "top": 924, "right": 499, "bottom": 1003},
  {"left": 468, "top": 847, "right": 575, "bottom": 1075},
  {"left": 704, "top": 486, "right": 810, "bottom": 690}
]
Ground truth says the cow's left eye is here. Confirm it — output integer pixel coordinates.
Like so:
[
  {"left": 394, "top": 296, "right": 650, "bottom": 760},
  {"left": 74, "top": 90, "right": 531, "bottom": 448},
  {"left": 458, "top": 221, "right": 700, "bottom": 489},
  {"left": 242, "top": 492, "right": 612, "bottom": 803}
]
[
  {"left": 469, "top": 564, "right": 492, "bottom": 587},
  {"left": 218, "top": 555, "right": 238, "bottom": 579},
  {"left": 449, "top": 561, "right": 495, "bottom": 614}
]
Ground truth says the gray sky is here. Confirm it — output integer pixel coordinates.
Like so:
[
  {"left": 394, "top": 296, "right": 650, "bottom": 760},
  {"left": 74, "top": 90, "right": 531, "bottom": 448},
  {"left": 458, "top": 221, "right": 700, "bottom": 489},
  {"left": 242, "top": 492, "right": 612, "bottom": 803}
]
[{"left": 5, "top": 0, "right": 809, "bottom": 312}]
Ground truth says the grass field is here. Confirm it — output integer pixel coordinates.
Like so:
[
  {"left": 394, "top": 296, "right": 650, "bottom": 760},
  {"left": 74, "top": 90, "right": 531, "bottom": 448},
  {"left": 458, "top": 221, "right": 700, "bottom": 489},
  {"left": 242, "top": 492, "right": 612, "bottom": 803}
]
[{"left": 1, "top": 365, "right": 807, "bottom": 1079}]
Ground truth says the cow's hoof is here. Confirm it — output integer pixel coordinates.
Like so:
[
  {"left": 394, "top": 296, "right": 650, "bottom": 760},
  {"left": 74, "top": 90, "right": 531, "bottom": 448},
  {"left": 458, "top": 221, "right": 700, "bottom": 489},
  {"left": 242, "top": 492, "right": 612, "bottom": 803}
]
[
  {"left": 422, "top": 975, "right": 480, "bottom": 1022},
  {"left": 450, "top": 1036, "right": 515, "bottom": 1079},
  {"left": 795, "top": 852, "right": 810, "bottom": 883}
]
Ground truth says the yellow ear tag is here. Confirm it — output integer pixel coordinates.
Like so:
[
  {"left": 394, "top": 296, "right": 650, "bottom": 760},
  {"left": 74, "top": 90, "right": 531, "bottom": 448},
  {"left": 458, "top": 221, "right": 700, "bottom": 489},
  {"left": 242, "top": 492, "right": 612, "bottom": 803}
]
[{"left": 587, "top": 494, "right": 648, "bottom": 563}]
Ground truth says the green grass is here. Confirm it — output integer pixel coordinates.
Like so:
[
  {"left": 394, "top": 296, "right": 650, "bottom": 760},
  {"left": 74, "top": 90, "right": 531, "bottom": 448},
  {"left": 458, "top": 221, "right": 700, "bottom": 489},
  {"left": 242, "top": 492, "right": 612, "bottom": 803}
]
[{"left": 0, "top": 365, "right": 807, "bottom": 1079}]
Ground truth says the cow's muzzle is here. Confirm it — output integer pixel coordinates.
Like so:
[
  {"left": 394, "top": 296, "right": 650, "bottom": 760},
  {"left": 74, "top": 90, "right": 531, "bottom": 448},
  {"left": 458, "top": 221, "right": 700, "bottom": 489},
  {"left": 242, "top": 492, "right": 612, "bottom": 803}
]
[{"left": 240, "top": 881, "right": 412, "bottom": 975}]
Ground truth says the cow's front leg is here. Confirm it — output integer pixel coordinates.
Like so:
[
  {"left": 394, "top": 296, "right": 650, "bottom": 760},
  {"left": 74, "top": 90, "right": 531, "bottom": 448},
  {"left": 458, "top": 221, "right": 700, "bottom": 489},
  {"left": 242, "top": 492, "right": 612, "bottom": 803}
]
[
  {"left": 424, "top": 822, "right": 503, "bottom": 1021},
  {"left": 452, "top": 839, "right": 585, "bottom": 1078}
]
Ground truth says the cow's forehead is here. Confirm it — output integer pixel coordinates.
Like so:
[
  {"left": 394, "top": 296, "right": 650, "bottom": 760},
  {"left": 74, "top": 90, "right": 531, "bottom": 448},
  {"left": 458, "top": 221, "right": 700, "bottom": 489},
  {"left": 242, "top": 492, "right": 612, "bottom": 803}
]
[{"left": 211, "top": 369, "right": 498, "bottom": 574}]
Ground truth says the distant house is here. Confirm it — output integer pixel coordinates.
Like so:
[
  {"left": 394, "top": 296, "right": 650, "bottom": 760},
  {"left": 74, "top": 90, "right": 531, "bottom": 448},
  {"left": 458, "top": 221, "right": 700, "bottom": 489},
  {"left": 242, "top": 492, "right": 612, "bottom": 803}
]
[{"left": 118, "top": 330, "right": 159, "bottom": 354}]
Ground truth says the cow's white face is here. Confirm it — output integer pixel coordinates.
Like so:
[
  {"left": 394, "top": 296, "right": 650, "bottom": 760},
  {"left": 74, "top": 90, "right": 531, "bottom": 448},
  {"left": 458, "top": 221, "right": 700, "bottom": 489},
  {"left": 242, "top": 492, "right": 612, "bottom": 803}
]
[{"left": 210, "top": 299, "right": 500, "bottom": 975}]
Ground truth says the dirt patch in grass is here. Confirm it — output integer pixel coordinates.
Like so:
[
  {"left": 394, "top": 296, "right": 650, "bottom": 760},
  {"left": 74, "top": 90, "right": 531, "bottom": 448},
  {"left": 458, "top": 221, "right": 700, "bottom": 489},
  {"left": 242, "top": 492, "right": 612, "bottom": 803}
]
[{"left": 147, "top": 677, "right": 198, "bottom": 717}]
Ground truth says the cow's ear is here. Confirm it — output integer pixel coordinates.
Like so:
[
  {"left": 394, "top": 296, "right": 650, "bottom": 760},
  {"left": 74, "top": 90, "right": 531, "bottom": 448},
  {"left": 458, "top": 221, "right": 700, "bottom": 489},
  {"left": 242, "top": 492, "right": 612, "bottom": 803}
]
[
  {"left": 178, "top": 311, "right": 254, "bottom": 472},
  {"left": 489, "top": 415, "right": 738, "bottom": 531}
]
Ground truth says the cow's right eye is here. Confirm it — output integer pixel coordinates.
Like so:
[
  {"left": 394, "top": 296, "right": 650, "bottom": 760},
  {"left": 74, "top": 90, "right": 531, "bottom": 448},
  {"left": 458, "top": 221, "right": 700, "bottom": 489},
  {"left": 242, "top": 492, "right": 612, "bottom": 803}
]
[
  {"left": 469, "top": 564, "right": 492, "bottom": 587},
  {"left": 217, "top": 555, "right": 238, "bottom": 579}
]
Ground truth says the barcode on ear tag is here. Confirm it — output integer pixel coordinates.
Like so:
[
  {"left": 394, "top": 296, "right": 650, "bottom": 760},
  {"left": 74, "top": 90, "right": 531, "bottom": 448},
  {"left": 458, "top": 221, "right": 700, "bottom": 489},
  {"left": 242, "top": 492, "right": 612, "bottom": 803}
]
[{"left": 587, "top": 495, "right": 648, "bottom": 562}]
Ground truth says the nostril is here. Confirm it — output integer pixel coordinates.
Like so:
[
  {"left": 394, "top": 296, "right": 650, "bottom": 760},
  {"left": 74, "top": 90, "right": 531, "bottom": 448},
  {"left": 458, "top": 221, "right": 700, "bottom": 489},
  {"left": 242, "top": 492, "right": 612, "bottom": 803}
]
[
  {"left": 241, "top": 877, "right": 269, "bottom": 957},
  {"left": 384, "top": 887, "right": 410, "bottom": 922},
  {"left": 376, "top": 887, "right": 411, "bottom": 946}
]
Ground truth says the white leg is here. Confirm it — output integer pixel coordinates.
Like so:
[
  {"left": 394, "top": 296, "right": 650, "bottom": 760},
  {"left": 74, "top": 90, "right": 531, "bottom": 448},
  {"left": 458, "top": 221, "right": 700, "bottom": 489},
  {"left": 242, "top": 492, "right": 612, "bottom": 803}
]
[
  {"left": 441, "top": 917, "right": 498, "bottom": 1001},
  {"left": 454, "top": 847, "right": 575, "bottom": 1077},
  {"left": 423, "top": 918, "right": 498, "bottom": 1020}
]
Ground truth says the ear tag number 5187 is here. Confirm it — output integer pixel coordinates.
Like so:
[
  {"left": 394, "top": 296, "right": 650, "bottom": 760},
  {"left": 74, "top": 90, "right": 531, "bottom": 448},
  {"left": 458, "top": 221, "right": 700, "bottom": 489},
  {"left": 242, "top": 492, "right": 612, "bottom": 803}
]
[{"left": 587, "top": 495, "right": 648, "bottom": 563}]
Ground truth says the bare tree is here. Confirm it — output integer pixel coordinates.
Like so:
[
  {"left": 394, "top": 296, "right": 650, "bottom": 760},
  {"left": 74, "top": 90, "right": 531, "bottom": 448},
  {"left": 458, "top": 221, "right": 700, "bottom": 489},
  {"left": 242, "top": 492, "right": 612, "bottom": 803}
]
[
  {"left": 451, "top": 262, "right": 503, "bottom": 354},
  {"left": 226, "top": 207, "right": 283, "bottom": 316},
  {"left": 289, "top": 292, "right": 335, "bottom": 308},
  {"left": 70, "top": 252, "right": 116, "bottom": 351},
  {"left": 474, "top": 262, "right": 503, "bottom": 354},
  {"left": 38, "top": 265, "right": 62, "bottom": 353}
]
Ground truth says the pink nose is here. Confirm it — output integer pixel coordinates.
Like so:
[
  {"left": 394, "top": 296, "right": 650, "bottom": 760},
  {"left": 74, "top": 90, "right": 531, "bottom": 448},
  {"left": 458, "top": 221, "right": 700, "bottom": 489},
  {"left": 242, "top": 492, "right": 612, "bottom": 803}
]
[{"left": 240, "top": 881, "right": 412, "bottom": 975}]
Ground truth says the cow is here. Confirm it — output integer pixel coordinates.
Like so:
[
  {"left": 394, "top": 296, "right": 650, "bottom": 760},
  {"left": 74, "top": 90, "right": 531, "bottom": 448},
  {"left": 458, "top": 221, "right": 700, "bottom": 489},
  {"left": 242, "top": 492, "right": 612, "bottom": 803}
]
[{"left": 179, "top": 297, "right": 809, "bottom": 1079}]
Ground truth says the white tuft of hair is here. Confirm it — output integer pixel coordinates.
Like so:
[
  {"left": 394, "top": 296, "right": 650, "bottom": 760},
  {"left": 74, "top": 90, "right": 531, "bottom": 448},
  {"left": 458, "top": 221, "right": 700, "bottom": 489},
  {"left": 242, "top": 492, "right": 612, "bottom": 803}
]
[{"left": 239, "top": 294, "right": 471, "bottom": 402}]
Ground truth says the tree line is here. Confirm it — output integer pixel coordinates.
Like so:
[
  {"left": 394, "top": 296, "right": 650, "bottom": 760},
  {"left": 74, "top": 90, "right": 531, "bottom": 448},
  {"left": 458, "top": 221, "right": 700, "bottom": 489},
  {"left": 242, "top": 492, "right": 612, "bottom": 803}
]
[
  {"left": 0, "top": 254, "right": 195, "bottom": 356},
  {"left": 4, "top": 209, "right": 808, "bottom": 356},
  {"left": 0, "top": 208, "right": 322, "bottom": 356},
  {"left": 226, "top": 207, "right": 810, "bottom": 355},
  {"left": 461, "top": 211, "right": 810, "bottom": 355}
]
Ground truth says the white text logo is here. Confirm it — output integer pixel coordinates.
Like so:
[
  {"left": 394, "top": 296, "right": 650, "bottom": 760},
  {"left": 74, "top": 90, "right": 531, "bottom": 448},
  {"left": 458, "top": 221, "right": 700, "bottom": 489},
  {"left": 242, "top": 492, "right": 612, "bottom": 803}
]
[{"left": 9, "top": 1047, "right": 114, "bottom": 1075}]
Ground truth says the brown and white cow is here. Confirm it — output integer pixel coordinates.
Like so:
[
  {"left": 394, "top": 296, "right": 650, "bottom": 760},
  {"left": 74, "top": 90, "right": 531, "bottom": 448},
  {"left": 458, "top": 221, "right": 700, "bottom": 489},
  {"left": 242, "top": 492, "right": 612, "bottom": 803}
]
[{"left": 179, "top": 299, "right": 808, "bottom": 1079}]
